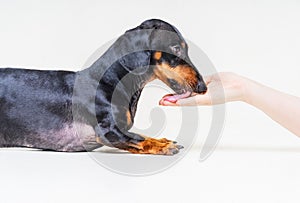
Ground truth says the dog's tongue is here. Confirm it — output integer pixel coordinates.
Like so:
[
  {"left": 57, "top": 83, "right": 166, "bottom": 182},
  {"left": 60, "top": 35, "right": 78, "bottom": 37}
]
[{"left": 160, "top": 91, "right": 191, "bottom": 103}]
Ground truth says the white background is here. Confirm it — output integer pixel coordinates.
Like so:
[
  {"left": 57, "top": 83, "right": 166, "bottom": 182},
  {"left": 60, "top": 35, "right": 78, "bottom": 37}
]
[{"left": 0, "top": 0, "right": 300, "bottom": 203}]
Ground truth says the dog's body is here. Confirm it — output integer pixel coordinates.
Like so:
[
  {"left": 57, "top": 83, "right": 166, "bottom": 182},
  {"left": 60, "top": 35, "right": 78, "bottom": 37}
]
[
  {"left": 0, "top": 68, "right": 97, "bottom": 151},
  {"left": 0, "top": 19, "right": 207, "bottom": 155}
]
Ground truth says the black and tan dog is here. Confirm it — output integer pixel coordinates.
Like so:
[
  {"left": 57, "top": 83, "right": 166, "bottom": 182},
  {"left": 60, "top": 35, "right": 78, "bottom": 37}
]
[{"left": 0, "top": 19, "right": 207, "bottom": 155}]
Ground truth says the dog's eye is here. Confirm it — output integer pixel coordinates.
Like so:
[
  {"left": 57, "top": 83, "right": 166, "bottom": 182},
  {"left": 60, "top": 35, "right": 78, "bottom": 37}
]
[{"left": 170, "top": 45, "right": 181, "bottom": 56}]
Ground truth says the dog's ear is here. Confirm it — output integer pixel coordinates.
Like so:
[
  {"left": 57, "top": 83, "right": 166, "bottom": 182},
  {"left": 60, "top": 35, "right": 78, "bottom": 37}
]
[
  {"left": 119, "top": 51, "right": 151, "bottom": 74},
  {"left": 118, "top": 21, "right": 154, "bottom": 74},
  {"left": 118, "top": 19, "right": 175, "bottom": 73}
]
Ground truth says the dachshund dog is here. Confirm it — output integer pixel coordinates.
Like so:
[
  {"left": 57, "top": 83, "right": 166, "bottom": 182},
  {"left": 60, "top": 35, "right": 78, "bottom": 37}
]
[{"left": 0, "top": 19, "right": 207, "bottom": 155}]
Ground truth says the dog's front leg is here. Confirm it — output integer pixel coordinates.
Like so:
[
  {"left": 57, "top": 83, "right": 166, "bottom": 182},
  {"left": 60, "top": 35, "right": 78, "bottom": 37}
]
[{"left": 95, "top": 128, "right": 183, "bottom": 155}]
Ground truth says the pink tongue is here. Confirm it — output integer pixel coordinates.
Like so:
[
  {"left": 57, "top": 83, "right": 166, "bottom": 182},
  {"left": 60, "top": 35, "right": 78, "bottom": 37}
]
[{"left": 162, "top": 91, "right": 191, "bottom": 103}]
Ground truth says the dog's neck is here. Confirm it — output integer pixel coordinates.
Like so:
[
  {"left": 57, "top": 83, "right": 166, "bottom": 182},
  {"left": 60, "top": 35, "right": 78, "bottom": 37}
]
[
  {"left": 125, "top": 69, "right": 156, "bottom": 119},
  {"left": 78, "top": 31, "right": 155, "bottom": 121}
]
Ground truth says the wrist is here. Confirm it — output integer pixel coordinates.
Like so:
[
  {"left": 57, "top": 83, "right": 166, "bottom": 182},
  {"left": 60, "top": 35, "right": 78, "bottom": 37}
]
[
  {"left": 241, "top": 76, "right": 259, "bottom": 105},
  {"left": 228, "top": 73, "right": 250, "bottom": 103}
]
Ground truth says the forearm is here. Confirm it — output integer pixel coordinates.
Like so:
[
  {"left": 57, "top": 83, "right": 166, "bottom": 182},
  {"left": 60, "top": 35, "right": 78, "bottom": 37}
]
[
  {"left": 162, "top": 72, "right": 300, "bottom": 137},
  {"left": 243, "top": 78, "right": 300, "bottom": 137}
]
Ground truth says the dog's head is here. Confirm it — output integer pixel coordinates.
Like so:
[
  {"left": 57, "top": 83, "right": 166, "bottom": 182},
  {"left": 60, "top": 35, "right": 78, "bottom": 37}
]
[{"left": 119, "top": 19, "right": 207, "bottom": 100}]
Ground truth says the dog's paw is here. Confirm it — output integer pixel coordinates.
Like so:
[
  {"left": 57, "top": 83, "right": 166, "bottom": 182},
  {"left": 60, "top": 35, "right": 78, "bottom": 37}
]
[{"left": 128, "top": 137, "right": 184, "bottom": 155}]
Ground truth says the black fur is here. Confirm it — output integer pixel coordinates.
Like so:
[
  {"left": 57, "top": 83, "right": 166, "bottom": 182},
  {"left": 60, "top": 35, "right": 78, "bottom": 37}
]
[{"left": 0, "top": 19, "right": 207, "bottom": 154}]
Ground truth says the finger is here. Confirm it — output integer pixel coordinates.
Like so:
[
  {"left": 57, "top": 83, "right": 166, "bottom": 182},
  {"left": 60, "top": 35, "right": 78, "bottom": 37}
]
[
  {"left": 176, "top": 94, "right": 212, "bottom": 106},
  {"left": 159, "top": 98, "right": 178, "bottom": 106}
]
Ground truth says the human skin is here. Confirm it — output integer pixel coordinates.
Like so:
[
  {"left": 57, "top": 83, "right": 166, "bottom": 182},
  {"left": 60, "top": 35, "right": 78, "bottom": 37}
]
[{"left": 159, "top": 72, "right": 300, "bottom": 137}]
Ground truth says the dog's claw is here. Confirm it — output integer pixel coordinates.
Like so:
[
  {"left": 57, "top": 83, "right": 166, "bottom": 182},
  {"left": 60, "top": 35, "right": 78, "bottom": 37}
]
[
  {"left": 176, "top": 145, "right": 184, "bottom": 149},
  {"left": 169, "top": 148, "right": 179, "bottom": 155},
  {"left": 165, "top": 140, "right": 184, "bottom": 155}
]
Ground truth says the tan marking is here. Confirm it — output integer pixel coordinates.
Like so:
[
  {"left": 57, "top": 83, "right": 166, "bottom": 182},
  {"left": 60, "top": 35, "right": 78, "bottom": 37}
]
[
  {"left": 127, "top": 136, "right": 178, "bottom": 155},
  {"left": 126, "top": 110, "right": 132, "bottom": 126},
  {"left": 96, "top": 137, "right": 104, "bottom": 145},
  {"left": 154, "top": 62, "right": 198, "bottom": 88},
  {"left": 153, "top": 51, "right": 162, "bottom": 60},
  {"left": 181, "top": 42, "right": 186, "bottom": 49}
]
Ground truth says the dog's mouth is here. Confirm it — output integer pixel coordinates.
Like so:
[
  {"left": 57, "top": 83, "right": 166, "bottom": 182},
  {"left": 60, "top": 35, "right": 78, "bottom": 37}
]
[{"left": 159, "top": 91, "right": 191, "bottom": 104}]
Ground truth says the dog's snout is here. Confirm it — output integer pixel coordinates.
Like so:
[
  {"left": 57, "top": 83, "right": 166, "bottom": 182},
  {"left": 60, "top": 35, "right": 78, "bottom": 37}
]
[{"left": 196, "top": 81, "right": 207, "bottom": 94}]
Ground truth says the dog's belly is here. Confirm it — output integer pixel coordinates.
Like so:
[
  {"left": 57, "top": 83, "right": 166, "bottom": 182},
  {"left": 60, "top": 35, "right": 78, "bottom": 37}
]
[
  {"left": 38, "top": 122, "right": 102, "bottom": 152},
  {"left": 1, "top": 122, "right": 102, "bottom": 152}
]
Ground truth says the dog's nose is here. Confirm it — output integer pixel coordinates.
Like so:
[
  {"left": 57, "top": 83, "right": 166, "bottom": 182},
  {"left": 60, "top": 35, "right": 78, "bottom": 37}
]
[{"left": 196, "top": 81, "right": 207, "bottom": 94}]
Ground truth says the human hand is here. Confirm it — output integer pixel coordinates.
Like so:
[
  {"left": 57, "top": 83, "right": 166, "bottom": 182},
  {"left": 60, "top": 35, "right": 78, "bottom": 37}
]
[
  {"left": 160, "top": 71, "right": 300, "bottom": 137},
  {"left": 159, "top": 72, "right": 248, "bottom": 106}
]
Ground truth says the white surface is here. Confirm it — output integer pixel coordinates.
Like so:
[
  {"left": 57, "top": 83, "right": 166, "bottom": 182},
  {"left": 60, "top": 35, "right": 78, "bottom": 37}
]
[
  {"left": 1, "top": 0, "right": 300, "bottom": 203},
  {"left": 1, "top": 148, "right": 300, "bottom": 203}
]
